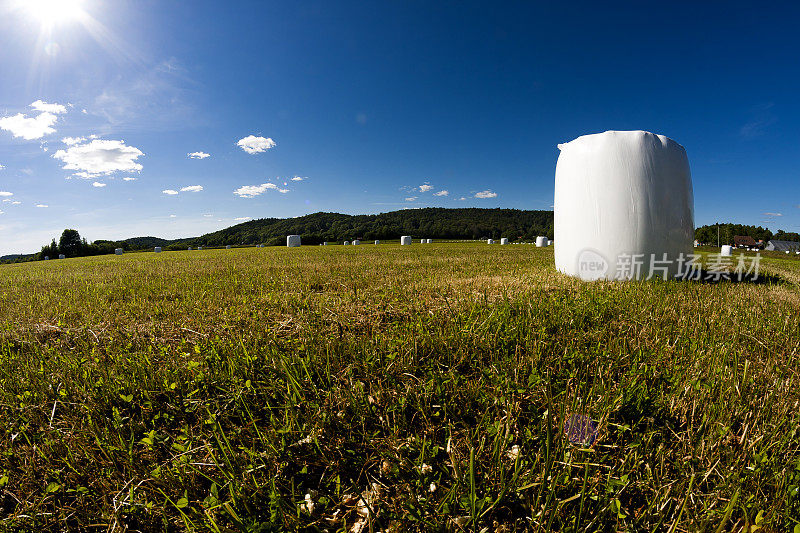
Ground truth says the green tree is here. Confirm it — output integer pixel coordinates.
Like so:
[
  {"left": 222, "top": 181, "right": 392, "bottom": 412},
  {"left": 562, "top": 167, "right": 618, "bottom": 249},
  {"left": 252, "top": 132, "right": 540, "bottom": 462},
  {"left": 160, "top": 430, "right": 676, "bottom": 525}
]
[{"left": 59, "top": 229, "right": 83, "bottom": 257}]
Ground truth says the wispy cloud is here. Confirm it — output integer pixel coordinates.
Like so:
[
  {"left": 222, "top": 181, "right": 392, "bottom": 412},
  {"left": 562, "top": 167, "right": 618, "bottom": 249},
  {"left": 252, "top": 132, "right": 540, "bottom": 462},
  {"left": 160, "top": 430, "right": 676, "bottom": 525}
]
[
  {"left": 0, "top": 192, "right": 12, "bottom": 197},
  {"left": 188, "top": 151, "right": 210, "bottom": 159},
  {"left": 36, "top": 204, "right": 48, "bottom": 208},
  {"left": 434, "top": 190, "right": 449, "bottom": 197},
  {"left": 419, "top": 183, "right": 433, "bottom": 193},
  {"left": 237, "top": 135, "right": 276, "bottom": 154},
  {"left": 123, "top": 177, "right": 137, "bottom": 181},
  {"left": 474, "top": 190, "right": 497, "bottom": 199},
  {"left": 92, "top": 182, "right": 107, "bottom": 188},
  {"left": 764, "top": 212, "right": 783, "bottom": 217},
  {"left": 404, "top": 196, "right": 417, "bottom": 202},
  {"left": 234, "top": 216, "right": 251, "bottom": 221},
  {"left": 291, "top": 176, "right": 306, "bottom": 181},
  {"left": 162, "top": 189, "right": 178, "bottom": 195},
  {"left": 740, "top": 103, "right": 777, "bottom": 139},
  {"left": 62, "top": 136, "right": 87, "bottom": 145},
  {"left": 233, "top": 182, "right": 288, "bottom": 198},
  {"left": 180, "top": 185, "right": 203, "bottom": 192},
  {"left": 52, "top": 139, "right": 144, "bottom": 178}
]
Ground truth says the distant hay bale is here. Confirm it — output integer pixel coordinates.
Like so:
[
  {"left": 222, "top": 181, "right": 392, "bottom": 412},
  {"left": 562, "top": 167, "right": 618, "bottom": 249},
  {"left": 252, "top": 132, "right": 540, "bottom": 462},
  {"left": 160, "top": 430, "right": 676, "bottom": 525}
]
[
  {"left": 323, "top": 242, "right": 330, "bottom": 246},
  {"left": 401, "top": 236, "right": 412, "bottom": 245},
  {"left": 198, "top": 246, "right": 203, "bottom": 250},
  {"left": 58, "top": 254, "right": 65, "bottom": 259},
  {"left": 500, "top": 238, "right": 509, "bottom": 245},
  {"left": 547, "top": 239, "right": 553, "bottom": 246},
  {"left": 427, "top": 239, "right": 433, "bottom": 244},
  {"left": 287, "top": 235, "right": 301, "bottom": 247},
  {"left": 535, "top": 236, "right": 547, "bottom": 247},
  {"left": 353, "top": 240, "right": 361, "bottom": 245},
  {"left": 487, "top": 239, "right": 494, "bottom": 244},
  {"left": 374, "top": 240, "right": 380, "bottom": 245},
  {"left": 154, "top": 247, "right": 162, "bottom": 253},
  {"left": 44, "top": 256, "right": 49, "bottom": 260},
  {"left": 188, "top": 246, "right": 192, "bottom": 251},
  {"left": 115, "top": 248, "right": 123, "bottom": 255},
  {"left": 344, "top": 241, "right": 349, "bottom": 245},
  {"left": 720, "top": 245, "right": 733, "bottom": 256}
]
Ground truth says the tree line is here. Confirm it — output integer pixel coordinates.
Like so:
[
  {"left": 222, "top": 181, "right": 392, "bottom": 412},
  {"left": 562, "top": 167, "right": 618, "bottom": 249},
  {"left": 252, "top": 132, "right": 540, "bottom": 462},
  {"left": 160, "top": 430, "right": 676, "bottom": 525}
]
[{"left": 694, "top": 223, "right": 800, "bottom": 246}]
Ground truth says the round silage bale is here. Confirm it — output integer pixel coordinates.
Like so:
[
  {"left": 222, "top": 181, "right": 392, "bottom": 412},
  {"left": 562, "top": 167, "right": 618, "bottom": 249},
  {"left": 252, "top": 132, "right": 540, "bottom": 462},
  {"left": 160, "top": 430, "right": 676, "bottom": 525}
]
[
  {"left": 154, "top": 247, "right": 162, "bottom": 253},
  {"left": 720, "top": 245, "right": 733, "bottom": 256},
  {"left": 353, "top": 240, "right": 361, "bottom": 245},
  {"left": 374, "top": 240, "right": 380, "bottom": 245},
  {"left": 554, "top": 130, "right": 694, "bottom": 281},
  {"left": 287, "top": 235, "right": 301, "bottom": 247},
  {"left": 535, "top": 236, "right": 547, "bottom": 247},
  {"left": 115, "top": 248, "right": 123, "bottom": 255},
  {"left": 401, "top": 236, "right": 412, "bottom": 245},
  {"left": 500, "top": 238, "right": 509, "bottom": 245}
]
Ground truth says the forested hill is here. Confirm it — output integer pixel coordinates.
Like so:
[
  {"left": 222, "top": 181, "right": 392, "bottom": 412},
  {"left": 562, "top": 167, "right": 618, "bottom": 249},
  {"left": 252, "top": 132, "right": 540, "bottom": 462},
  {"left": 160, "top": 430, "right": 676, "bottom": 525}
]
[{"left": 189, "top": 208, "right": 554, "bottom": 247}]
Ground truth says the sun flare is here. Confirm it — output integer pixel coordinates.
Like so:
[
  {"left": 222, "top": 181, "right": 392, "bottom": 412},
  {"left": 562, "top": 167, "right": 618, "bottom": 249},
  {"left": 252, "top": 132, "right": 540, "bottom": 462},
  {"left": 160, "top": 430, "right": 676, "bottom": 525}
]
[{"left": 21, "top": 0, "right": 85, "bottom": 27}]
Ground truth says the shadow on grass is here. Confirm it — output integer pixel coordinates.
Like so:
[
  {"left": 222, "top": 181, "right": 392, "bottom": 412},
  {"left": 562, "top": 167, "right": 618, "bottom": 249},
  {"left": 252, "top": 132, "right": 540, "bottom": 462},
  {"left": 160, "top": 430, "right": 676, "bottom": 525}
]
[{"left": 687, "top": 269, "right": 784, "bottom": 285}]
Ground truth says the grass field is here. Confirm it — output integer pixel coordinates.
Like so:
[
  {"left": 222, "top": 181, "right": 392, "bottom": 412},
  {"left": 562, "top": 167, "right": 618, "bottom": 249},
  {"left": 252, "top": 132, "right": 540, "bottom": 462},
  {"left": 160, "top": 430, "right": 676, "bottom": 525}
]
[{"left": 2, "top": 243, "right": 800, "bottom": 531}]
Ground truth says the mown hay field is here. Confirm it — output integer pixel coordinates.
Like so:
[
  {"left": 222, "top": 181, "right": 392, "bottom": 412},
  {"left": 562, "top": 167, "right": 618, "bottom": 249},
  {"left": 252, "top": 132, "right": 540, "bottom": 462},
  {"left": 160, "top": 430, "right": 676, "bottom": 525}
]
[{"left": 1, "top": 243, "right": 800, "bottom": 531}]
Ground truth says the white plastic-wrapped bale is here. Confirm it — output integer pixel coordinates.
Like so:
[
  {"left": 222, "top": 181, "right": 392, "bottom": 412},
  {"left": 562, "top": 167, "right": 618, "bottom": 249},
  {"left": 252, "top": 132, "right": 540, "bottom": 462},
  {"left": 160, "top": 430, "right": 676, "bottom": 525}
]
[
  {"left": 226, "top": 245, "right": 232, "bottom": 249},
  {"left": 374, "top": 240, "right": 380, "bottom": 245},
  {"left": 287, "top": 235, "right": 301, "bottom": 247},
  {"left": 547, "top": 240, "right": 553, "bottom": 246},
  {"left": 554, "top": 130, "right": 694, "bottom": 281},
  {"left": 59, "top": 254, "right": 65, "bottom": 259},
  {"left": 154, "top": 247, "right": 162, "bottom": 253},
  {"left": 428, "top": 239, "right": 433, "bottom": 244},
  {"left": 344, "top": 241, "right": 349, "bottom": 246},
  {"left": 487, "top": 239, "right": 493, "bottom": 244},
  {"left": 535, "top": 236, "right": 547, "bottom": 247},
  {"left": 44, "top": 256, "right": 49, "bottom": 260},
  {"left": 188, "top": 246, "right": 192, "bottom": 251},
  {"left": 500, "top": 238, "right": 509, "bottom": 245},
  {"left": 401, "top": 236, "right": 412, "bottom": 245},
  {"left": 198, "top": 246, "right": 202, "bottom": 251},
  {"left": 353, "top": 240, "right": 361, "bottom": 245},
  {"left": 115, "top": 248, "right": 123, "bottom": 255},
  {"left": 720, "top": 245, "right": 732, "bottom": 256}
]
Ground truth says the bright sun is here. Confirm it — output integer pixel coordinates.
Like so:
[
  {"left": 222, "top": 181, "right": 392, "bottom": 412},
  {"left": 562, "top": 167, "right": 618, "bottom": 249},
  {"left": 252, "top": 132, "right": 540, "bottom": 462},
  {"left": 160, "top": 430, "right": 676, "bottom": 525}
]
[{"left": 22, "top": 0, "right": 85, "bottom": 27}]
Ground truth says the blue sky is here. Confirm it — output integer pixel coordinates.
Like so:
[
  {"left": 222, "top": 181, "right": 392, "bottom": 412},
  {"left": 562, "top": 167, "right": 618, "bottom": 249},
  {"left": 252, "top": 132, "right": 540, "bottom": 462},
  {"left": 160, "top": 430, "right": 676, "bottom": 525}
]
[{"left": 1, "top": 1, "right": 798, "bottom": 255}]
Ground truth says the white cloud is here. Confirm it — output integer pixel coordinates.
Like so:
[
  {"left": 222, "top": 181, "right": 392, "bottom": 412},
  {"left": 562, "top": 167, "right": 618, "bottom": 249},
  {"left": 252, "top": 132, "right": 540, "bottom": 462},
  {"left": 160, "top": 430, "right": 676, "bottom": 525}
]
[
  {"left": 123, "top": 177, "right": 137, "bottom": 181},
  {"left": 188, "top": 151, "right": 210, "bottom": 159},
  {"left": 36, "top": 204, "right": 48, "bottom": 208},
  {"left": 419, "top": 184, "right": 433, "bottom": 193},
  {"left": 459, "top": 197, "right": 467, "bottom": 201},
  {"left": 52, "top": 139, "right": 144, "bottom": 178},
  {"left": 764, "top": 212, "right": 783, "bottom": 216},
  {"left": 0, "top": 191, "right": 12, "bottom": 197},
  {"left": 3, "top": 200, "right": 21, "bottom": 205},
  {"left": 162, "top": 189, "right": 178, "bottom": 195},
  {"left": 474, "top": 190, "right": 497, "bottom": 199},
  {"left": 0, "top": 164, "right": 4, "bottom": 170},
  {"left": 169, "top": 214, "right": 177, "bottom": 218},
  {"left": 291, "top": 176, "right": 306, "bottom": 181},
  {"left": 92, "top": 182, "right": 107, "bottom": 188},
  {"left": 30, "top": 100, "right": 67, "bottom": 114},
  {"left": 62, "top": 136, "right": 86, "bottom": 145},
  {"left": 0, "top": 112, "right": 59, "bottom": 140},
  {"left": 234, "top": 217, "right": 251, "bottom": 221},
  {"left": 180, "top": 185, "right": 203, "bottom": 192},
  {"left": 434, "top": 190, "right": 449, "bottom": 197},
  {"left": 233, "top": 182, "right": 288, "bottom": 198},
  {"left": 203, "top": 213, "right": 213, "bottom": 217},
  {"left": 405, "top": 196, "right": 417, "bottom": 202},
  {"left": 237, "top": 135, "right": 276, "bottom": 154}
]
